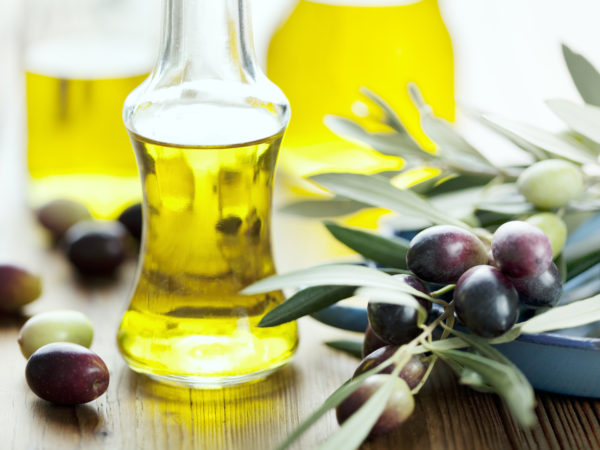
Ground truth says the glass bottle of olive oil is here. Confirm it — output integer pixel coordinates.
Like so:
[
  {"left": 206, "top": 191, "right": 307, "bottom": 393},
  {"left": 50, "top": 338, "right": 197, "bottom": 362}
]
[
  {"left": 117, "top": 0, "right": 298, "bottom": 386},
  {"left": 23, "top": 0, "right": 158, "bottom": 218},
  {"left": 267, "top": 0, "right": 455, "bottom": 176}
]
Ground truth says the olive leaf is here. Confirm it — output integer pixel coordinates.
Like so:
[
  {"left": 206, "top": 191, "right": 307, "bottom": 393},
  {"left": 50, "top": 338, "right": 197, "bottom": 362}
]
[
  {"left": 408, "top": 83, "right": 500, "bottom": 175},
  {"left": 258, "top": 285, "right": 357, "bottom": 327},
  {"left": 434, "top": 347, "right": 536, "bottom": 427},
  {"left": 518, "top": 292, "right": 600, "bottom": 334},
  {"left": 279, "top": 196, "right": 367, "bottom": 218},
  {"left": 465, "top": 106, "right": 547, "bottom": 161},
  {"left": 242, "top": 264, "right": 429, "bottom": 300},
  {"left": 324, "top": 222, "right": 409, "bottom": 269},
  {"left": 325, "top": 340, "right": 363, "bottom": 359},
  {"left": 324, "top": 115, "right": 431, "bottom": 161},
  {"left": 562, "top": 44, "right": 600, "bottom": 107},
  {"left": 546, "top": 99, "right": 600, "bottom": 146},
  {"left": 310, "top": 172, "right": 472, "bottom": 230},
  {"left": 360, "top": 87, "right": 412, "bottom": 135},
  {"left": 480, "top": 113, "right": 596, "bottom": 164}
]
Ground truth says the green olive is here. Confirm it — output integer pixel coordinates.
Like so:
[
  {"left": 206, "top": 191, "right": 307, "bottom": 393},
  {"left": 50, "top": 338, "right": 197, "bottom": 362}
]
[
  {"left": 526, "top": 213, "right": 568, "bottom": 258},
  {"left": 517, "top": 159, "right": 583, "bottom": 210},
  {"left": 18, "top": 310, "right": 94, "bottom": 359}
]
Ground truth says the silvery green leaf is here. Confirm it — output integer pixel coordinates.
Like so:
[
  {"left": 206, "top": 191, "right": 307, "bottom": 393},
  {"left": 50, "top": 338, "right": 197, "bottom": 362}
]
[
  {"left": 481, "top": 114, "right": 596, "bottom": 164},
  {"left": 436, "top": 349, "right": 536, "bottom": 427},
  {"left": 407, "top": 84, "right": 499, "bottom": 173},
  {"left": 318, "top": 375, "right": 396, "bottom": 450},
  {"left": 325, "top": 340, "right": 363, "bottom": 358},
  {"left": 258, "top": 285, "right": 357, "bottom": 327},
  {"left": 324, "top": 115, "right": 429, "bottom": 159},
  {"left": 279, "top": 196, "right": 367, "bottom": 218},
  {"left": 355, "top": 286, "right": 428, "bottom": 325},
  {"left": 360, "top": 87, "right": 410, "bottom": 135},
  {"left": 465, "top": 106, "right": 547, "bottom": 161},
  {"left": 310, "top": 172, "right": 472, "bottom": 230},
  {"left": 460, "top": 368, "right": 494, "bottom": 393},
  {"left": 546, "top": 99, "right": 600, "bottom": 146},
  {"left": 562, "top": 44, "right": 600, "bottom": 107},
  {"left": 519, "top": 293, "right": 600, "bottom": 334},
  {"left": 324, "top": 222, "right": 409, "bottom": 269},
  {"left": 242, "top": 264, "right": 427, "bottom": 298}
]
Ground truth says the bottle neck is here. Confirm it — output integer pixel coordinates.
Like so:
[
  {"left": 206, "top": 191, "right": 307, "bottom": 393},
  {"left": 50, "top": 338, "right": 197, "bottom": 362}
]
[{"left": 155, "top": 0, "right": 258, "bottom": 83}]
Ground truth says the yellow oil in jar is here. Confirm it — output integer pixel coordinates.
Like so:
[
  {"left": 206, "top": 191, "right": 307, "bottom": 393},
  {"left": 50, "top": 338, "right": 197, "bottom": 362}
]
[
  {"left": 117, "top": 130, "right": 298, "bottom": 385},
  {"left": 267, "top": 0, "right": 455, "bottom": 176},
  {"left": 25, "top": 38, "right": 150, "bottom": 218}
]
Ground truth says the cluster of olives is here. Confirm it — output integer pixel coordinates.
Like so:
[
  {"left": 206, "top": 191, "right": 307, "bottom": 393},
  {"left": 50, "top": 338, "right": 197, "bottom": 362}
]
[
  {"left": 18, "top": 310, "right": 109, "bottom": 405},
  {"left": 36, "top": 199, "right": 142, "bottom": 276},
  {"left": 406, "top": 221, "right": 560, "bottom": 338},
  {"left": 337, "top": 216, "right": 563, "bottom": 438}
]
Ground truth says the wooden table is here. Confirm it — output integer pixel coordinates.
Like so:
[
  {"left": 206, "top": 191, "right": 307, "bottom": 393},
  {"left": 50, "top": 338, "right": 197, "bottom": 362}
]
[{"left": 2, "top": 147, "right": 600, "bottom": 450}]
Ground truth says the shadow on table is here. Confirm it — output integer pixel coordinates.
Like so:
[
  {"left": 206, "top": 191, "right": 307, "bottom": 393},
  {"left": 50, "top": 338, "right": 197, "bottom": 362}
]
[{"left": 34, "top": 401, "right": 109, "bottom": 438}]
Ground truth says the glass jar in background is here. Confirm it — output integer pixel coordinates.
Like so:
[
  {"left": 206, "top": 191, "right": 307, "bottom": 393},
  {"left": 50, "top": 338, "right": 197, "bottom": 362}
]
[
  {"left": 22, "top": 0, "right": 160, "bottom": 218},
  {"left": 267, "top": 0, "right": 455, "bottom": 177}
]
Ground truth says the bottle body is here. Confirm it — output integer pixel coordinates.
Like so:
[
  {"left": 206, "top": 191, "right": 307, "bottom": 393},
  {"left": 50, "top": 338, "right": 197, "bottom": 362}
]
[
  {"left": 117, "top": 0, "right": 298, "bottom": 386},
  {"left": 267, "top": 0, "right": 455, "bottom": 176},
  {"left": 23, "top": 0, "right": 158, "bottom": 218}
]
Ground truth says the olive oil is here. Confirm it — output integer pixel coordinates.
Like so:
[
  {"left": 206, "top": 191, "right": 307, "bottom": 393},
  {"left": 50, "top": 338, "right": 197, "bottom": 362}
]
[
  {"left": 117, "top": 127, "right": 298, "bottom": 385},
  {"left": 267, "top": 0, "right": 455, "bottom": 176},
  {"left": 25, "top": 38, "right": 150, "bottom": 218}
]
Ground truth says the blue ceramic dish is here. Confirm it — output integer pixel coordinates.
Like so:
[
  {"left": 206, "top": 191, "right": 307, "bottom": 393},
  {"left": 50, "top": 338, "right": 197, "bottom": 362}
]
[{"left": 311, "top": 214, "right": 600, "bottom": 398}]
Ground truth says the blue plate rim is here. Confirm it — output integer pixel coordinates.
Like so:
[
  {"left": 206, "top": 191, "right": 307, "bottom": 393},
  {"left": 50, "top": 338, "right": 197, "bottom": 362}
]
[{"left": 314, "top": 304, "right": 600, "bottom": 351}]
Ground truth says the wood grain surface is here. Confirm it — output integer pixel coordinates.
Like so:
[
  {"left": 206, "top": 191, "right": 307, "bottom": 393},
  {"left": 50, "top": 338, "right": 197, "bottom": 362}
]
[{"left": 3, "top": 140, "right": 600, "bottom": 450}]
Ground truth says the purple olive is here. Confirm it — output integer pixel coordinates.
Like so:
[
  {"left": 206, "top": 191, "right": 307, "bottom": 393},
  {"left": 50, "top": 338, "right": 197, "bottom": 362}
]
[
  {"left": 36, "top": 199, "right": 92, "bottom": 240},
  {"left": 354, "top": 345, "right": 428, "bottom": 389},
  {"left": 336, "top": 374, "right": 414, "bottom": 439},
  {"left": 454, "top": 265, "right": 519, "bottom": 338},
  {"left": 491, "top": 221, "right": 553, "bottom": 279},
  {"left": 25, "top": 342, "right": 109, "bottom": 405},
  {"left": 510, "top": 262, "right": 562, "bottom": 308},
  {"left": 0, "top": 265, "right": 41, "bottom": 312},
  {"left": 406, "top": 225, "right": 488, "bottom": 283}
]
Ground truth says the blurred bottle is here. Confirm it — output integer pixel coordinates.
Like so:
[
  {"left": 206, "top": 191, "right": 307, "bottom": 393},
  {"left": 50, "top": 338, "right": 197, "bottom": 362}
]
[
  {"left": 23, "top": 0, "right": 159, "bottom": 218},
  {"left": 267, "top": 0, "right": 455, "bottom": 177}
]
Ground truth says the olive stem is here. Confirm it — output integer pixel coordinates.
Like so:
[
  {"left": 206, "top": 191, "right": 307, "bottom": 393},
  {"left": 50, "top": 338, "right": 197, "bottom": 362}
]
[{"left": 430, "top": 284, "right": 455, "bottom": 298}]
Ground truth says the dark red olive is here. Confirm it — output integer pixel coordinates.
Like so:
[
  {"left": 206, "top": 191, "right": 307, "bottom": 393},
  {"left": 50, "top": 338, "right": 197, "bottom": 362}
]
[
  {"left": 354, "top": 346, "right": 428, "bottom": 389},
  {"left": 336, "top": 375, "right": 414, "bottom": 439},
  {"left": 25, "top": 342, "right": 109, "bottom": 405}
]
